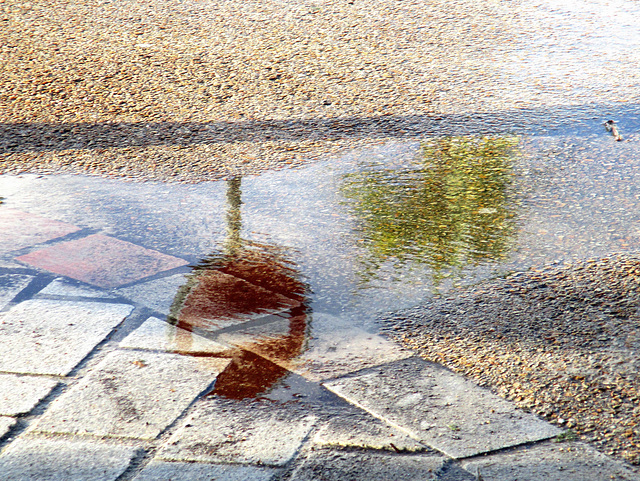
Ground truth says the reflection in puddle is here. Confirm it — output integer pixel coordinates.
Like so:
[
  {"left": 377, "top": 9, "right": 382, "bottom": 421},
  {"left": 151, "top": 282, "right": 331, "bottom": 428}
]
[
  {"left": 165, "top": 137, "right": 523, "bottom": 398},
  {"left": 167, "top": 178, "right": 311, "bottom": 399},
  {"left": 4, "top": 131, "right": 640, "bottom": 400},
  {"left": 341, "top": 136, "right": 520, "bottom": 285}
]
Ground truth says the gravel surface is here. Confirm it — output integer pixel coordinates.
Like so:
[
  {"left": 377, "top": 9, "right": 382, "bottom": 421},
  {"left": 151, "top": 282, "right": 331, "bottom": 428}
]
[
  {"left": 382, "top": 253, "right": 640, "bottom": 466},
  {"left": 5, "top": 0, "right": 635, "bottom": 182}
]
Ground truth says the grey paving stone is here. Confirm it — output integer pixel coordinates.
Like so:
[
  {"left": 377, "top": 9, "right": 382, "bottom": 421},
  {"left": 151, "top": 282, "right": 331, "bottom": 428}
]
[
  {"left": 462, "top": 441, "right": 640, "bottom": 481},
  {"left": 39, "top": 278, "right": 116, "bottom": 298},
  {"left": 0, "top": 261, "right": 22, "bottom": 270},
  {"left": 0, "top": 436, "right": 137, "bottom": 481},
  {"left": 33, "top": 350, "right": 230, "bottom": 440},
  {"left": 115, "top": 274, "right": 188, "bottom": 315},
  {"left": 289, "top": 448, "right": 450, "bottom": 481},
  {"left": 159, "top": 397, "right": 316, "bottom": 466},
  {"left": 0, "top": 374, "right": 58, "bottom": 415},
  {"left": 323, "top": 357, "right": 561, "bottom": 459},
  {"left": 133, "top": 460, "right": 278, "bottom": 481},
  {"left": 0, "top": 300, "right": 134, "bottom": 375},
  {"left": 0, "top": 416, "right": 16, "bottom": 439},
  {"left": 0, "top": 274, "right": 34, "bottom": 310},
  {"left": 220, "top": 311, "right": 413, "bottom": 382},
  {"left": 119, "top": 317, "right": 230, "bottom": 355},
  {"left": 313, "top": 411, "right": 426, "bottom": 452}
]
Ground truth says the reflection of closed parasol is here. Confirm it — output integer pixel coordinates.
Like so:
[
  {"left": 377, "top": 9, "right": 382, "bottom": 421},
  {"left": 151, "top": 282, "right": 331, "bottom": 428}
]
[{"left": 168, "top": 178, "right": 310, "bottom": 399}]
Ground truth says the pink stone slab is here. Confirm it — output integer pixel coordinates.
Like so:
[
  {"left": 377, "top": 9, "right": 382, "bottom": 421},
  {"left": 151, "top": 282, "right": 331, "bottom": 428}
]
[
  {"left": 0, "top": 208, "right": 80, "bottom": 253},
  {"left": 17, "top": 234, "right": 189, "bottom": 288}
]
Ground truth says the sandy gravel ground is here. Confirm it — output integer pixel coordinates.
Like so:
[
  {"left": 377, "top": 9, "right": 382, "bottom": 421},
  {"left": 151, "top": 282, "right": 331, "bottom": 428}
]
[
  {"left": 383, "top": 253, "right": 640, "bottom": 465},
  {"left": 0, "top": 0, "right": 559, "bottom": 182}
]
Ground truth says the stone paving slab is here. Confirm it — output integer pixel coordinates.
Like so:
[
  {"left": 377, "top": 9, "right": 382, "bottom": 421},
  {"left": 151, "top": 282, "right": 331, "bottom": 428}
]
[
  {"left": 0, "top": 416, "right": 16, "bottom": 439},
  {"left": 174, "top": 270, "right": 300, "bottom": 332},
  {"left": 462, "top": 441, "right": 640, "bottom": 481},
  {"left": 0, "top": 273, "right": 34, "bottom": 310},
  {"left": 115, "top": 273, "right": 189, "bottom": 315},
  {"left": 289, "top": 448, "right": 454, "bottom": 481},
  {"left": 323, "top": 357, "right": 561, "bottom": 459},
  {"left": 159, "top": 397, "right": 316, "bottom": 466},
  {"left": 0, "top": 374, "right": 58, "bottom": 416},
  {"left": 0, "top": 208, "right": 80, "bottom": 254},
  {"left": 220, "top": 311, "right": 413, "bottom": 382},
  {"left": 17, "top": 234, "right": 189, "bottom": 288},
  {"left": 0, "top": 436, "right": 137, "bottom": 481},
  {"left": 312, "top": 411, "right": 426, "bottom": 452},
  {"left": 39, "top": 278, "right": 117, "bottom": 299},
  {"left": 133, "top": 460, "right": 279, "bottom": 481},
  {"left": 33, "top": 350, "right": 229, "bottom": 440},
  {"left": 119, "top": 316, "right": 230, "bottom": 355},
  {"left": 0, "top": 299, "right": 134, "bottom": 375}
]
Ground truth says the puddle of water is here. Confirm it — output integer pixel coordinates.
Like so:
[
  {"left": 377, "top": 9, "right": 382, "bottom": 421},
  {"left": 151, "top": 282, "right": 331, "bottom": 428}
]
[
  {"left": 2, "top": 131, "right": 640, "bottom": 398},
  {"left": 339, "top": 136, "right": 520, "bottom": 286}
]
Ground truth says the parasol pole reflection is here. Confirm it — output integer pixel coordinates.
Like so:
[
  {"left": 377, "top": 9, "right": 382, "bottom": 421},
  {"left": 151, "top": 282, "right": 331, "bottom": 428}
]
[{"left": 168, "top": 177, "right": 311, "bottom": 399}]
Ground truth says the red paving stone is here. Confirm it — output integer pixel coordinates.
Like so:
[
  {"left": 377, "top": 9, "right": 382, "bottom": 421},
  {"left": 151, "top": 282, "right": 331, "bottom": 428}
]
[
  {"left": 0, "top": 208, "right": 80, "bottom": 253},
  {"left": 16, "top": 234, "right": 189, "bottom": 288}
]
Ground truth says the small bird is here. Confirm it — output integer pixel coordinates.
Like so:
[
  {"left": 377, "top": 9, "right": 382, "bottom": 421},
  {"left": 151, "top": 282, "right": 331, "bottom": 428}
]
[{"left": 604, "top": 120, "right": 623, "bottom": 141}]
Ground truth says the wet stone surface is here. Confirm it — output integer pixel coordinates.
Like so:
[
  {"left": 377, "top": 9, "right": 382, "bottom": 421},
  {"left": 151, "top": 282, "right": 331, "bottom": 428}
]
[
  {"left": 39, "top": 277, "right": 117, "bottom": 299},
  {"left": 119, "top": 316, "right": 230, "bottom": 355},
  {"left": 115, "top": 273, "right": 189, "bottom": 315},
  {"left": 219, "top": 311, "right": 413, "bottom": 382},
  {"left": 17, "top": 234, "right": 189, "bottom": 289},
  {"left": 0, "top": 208, "right": 80, "bottom": 254},
  {"left": 324, "top": 357, "right": 561, "bottom": 459}
]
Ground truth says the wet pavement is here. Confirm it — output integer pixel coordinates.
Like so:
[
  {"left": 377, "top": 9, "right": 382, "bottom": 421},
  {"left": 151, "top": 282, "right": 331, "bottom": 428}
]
[
  {"left": 2, "top": 129, "right": 640, "bottom": 479},
  {"left": 3, "top": 0, "right": 640, "bottom": 479}
]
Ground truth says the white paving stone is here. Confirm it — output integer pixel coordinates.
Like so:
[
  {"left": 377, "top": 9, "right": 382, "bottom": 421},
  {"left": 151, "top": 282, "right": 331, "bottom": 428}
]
[
  {"left": 39, "top": 278, "right": 116, "bottom": 298},
  {"left": 0, "top": 437, "right": 137, "bottom": 481},
  {"left": 462, "top": 442, "right": 640, "bottom": 481},
  {"left": 0, "top": 300, "right": 134, "bottom": 375},
  {"left": 133, "top": 460, "right": 278, "bottom": 481},
  {"left": 115, "top": 274, "right": 188, "bottom": 315},
  {"left": 220, "top": 311, "right": 413, "bottom": 382},
  {"left": 323, "top": 357, "right": 561, "bottom": 459},
  {"left": 0, "top": 416, "right": 16, "bottom": 439},
  {"left": 0, "top": 274, "right": 33, "bottom": 310},
  {"left": 33, "top": 350, "right": 230, "bottom": 440},
  {"left": 119, "top": 317, "right": 230, "bottom": 355},
  {"left": 290, "top": 449, "right": 448, "bottom": 481},
  {"left": 0, "top": 374, "right": 58, "bottom": 416},
  {"left": 313, "top": 412, "right": 426, "bottom": 452},
  {"left": 159, "top": 397, "right": 316, "bottom": 466}
]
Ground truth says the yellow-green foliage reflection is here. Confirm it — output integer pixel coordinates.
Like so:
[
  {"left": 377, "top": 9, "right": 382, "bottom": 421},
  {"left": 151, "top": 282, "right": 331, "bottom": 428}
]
[{"left": 341, "top": 136, "right": 520, "bottom": 284}]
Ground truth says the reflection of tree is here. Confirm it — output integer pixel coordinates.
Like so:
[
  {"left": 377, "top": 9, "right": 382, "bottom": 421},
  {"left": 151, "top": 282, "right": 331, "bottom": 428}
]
[
  {"left": 169, "top": 177, "right": 310, "bottom": 399},
  {"left": 341, "top": 136, "right": 519, "bottom": 284}
]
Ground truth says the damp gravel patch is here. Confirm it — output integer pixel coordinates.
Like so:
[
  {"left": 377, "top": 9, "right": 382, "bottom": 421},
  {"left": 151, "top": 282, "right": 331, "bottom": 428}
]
[
  {"left": 4, "top": 0, "right": 640, "bottom": 182},
  {"left": 381, "top": 253, "right": 640, "bottom": 467}
]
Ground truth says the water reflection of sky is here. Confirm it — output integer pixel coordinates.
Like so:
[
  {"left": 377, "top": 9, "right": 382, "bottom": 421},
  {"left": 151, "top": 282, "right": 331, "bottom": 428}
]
[{"left": 2, "top": 134, "right": 640, "bottom": 326}]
